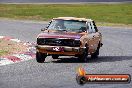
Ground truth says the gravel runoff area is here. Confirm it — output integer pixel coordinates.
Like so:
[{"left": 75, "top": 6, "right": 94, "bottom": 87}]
[
  {"left": 0, "top": 19, "right": 132, "bottom": 88},
  {"left": 0, "top": 35, "right": 36, "bottom": 66},
  {"left": 0, "top": 37, "right": 27, "bottom": 57}
]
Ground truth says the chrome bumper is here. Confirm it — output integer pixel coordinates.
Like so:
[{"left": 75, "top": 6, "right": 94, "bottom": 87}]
[{"left": 36, "top": 45, "right": 86, "bottom": 54}]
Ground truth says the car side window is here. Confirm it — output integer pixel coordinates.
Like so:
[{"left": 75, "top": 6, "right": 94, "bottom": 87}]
[
  {"left": 87, "top": 22, "right": 93, "bottom": 33},
  {"left": 92, "top": 21, "right": 98, "bottom": 32},
  {"left": 90, "top": 22, "right": 96, "bottom": 33}
]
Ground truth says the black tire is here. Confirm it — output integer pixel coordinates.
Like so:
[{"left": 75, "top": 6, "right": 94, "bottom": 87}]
[
  {"left": 36, "top": 52, "right": 47, "bottom": 63},
  {"left": 91, "top": 44, "right": 100, "bottom": 59},
  {"left": 78, "top": 45, "right": 88, "bottom": 62},
  {"left": 52, "top": 55, "right": 59, "bottom": 59}
]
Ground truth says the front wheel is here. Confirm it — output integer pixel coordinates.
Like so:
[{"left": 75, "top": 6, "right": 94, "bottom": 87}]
[
  {"left": 36, "top": 52, "right": 47, "bottom": 63},
  {"left": 91, "top": 44, "right": 100, "bottom": 59},
  {"left": 78, "top": 46, "right": 88, "bottom": 62}
]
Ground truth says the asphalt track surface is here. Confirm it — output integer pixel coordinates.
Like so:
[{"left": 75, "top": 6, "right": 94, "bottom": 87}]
[
  {"left": 0, "top": 19, "right": 132, "bottom": 88},
  {"left": 0, "top": 0, "right": 132, "bottom": 3}
]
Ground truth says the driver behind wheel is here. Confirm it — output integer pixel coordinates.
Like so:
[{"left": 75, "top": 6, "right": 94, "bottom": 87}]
[{"left": 55, "top": 20, "right": 66, "bottom": 29}]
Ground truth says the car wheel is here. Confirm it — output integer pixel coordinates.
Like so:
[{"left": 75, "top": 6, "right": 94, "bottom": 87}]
[
  {"left": 52, "top": 55, "right": 59, "bottom": 59},
  {"left": 36, "top": 52, "right": 47, "bottom": 63},
  {"left": 79, "top": 45, "right": 88, "bottom": 62},
  {"left": 91, "top": 44, "right": 100, "bottom": 59}
]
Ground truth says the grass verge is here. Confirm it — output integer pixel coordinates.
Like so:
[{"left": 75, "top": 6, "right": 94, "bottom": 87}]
[{"left": 0, "top": 3, "right": 132, "bottom": 25}]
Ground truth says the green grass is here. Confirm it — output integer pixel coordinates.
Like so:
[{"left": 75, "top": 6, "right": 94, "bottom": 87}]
[{"left": 0, "top": 4, "right": 132, "bottom": 24}]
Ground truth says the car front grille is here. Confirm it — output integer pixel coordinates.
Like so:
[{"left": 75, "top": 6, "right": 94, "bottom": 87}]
[{"left": 37, "top": 38, "right": 80, "bottom": 47}]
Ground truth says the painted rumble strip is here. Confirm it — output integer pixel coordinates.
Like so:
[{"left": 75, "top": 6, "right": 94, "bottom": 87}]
[{"left": 0, "top": 36, "right": 36, "bottom": 66}]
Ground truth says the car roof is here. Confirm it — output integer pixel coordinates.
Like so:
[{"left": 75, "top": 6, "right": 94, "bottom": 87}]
[{"left": 53, "top": 17, "right": 93, "bottom": 22}]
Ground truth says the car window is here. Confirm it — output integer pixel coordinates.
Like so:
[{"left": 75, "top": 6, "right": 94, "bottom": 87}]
[
  {"left": 92, "top": 21, "right": 98, "bottom": 32},
  {"left": 87, "top": 22, "right": 93, "bottom": 33},
  {"left": 47, "top": 19, "right": 87, "bottom": 32},
  {"left": 64, "top": 21, "right": 86, "bottom": 30},
  {"left": 90, "top": 22, "right": 96, "bottom": 33}
]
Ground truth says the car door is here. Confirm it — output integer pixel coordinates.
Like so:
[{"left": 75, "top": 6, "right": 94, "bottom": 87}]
[
  {"left": 90, "top": 21, "right": 101, "bottom": 51},
  {"left": 87, "top": 21, "right": 98, "bottom": 53}
]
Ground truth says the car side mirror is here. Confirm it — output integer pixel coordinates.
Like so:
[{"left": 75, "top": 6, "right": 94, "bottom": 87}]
[{"left": 41, "top": 28, "right": 47, "bottom": 31}]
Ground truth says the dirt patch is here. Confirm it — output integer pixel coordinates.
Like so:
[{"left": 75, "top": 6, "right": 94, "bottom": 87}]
[{"left": 0, "top": 39, "right": 27, "bottom": 57}]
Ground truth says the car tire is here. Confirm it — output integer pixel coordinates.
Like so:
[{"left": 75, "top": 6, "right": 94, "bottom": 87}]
[
  {"left": 78, "top": 45, "right": 88, "bottom": 62},
  {"left": 52, "top": 55, "right": 59, "bottom": 59},
  {"left": 91, "top": 43, "right": 100, "bottom": 59},
  {"left": 36, "top": 52, "right": 47, "bottom": 63}
]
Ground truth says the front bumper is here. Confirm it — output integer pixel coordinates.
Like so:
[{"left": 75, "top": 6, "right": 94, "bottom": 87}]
[{"left": 36, "top": 45, "right": 86, "bottom": 55}]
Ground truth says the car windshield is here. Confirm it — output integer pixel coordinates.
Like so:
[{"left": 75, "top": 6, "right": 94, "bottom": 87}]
[{"left": 47, "top": 19, "right": 87, "bottom": 32}]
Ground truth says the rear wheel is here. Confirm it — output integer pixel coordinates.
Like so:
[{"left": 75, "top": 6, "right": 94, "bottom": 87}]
[
  {"left": 36, "top": 52, "right": 47, "bottom": 63},
  {"left": 52, "top": 55, "right": 59, "bottom": 59}
]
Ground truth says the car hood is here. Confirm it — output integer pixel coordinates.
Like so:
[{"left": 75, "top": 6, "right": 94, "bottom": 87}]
[{"left": 37, "top": 32, "right": 83, "bottom": 39}]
